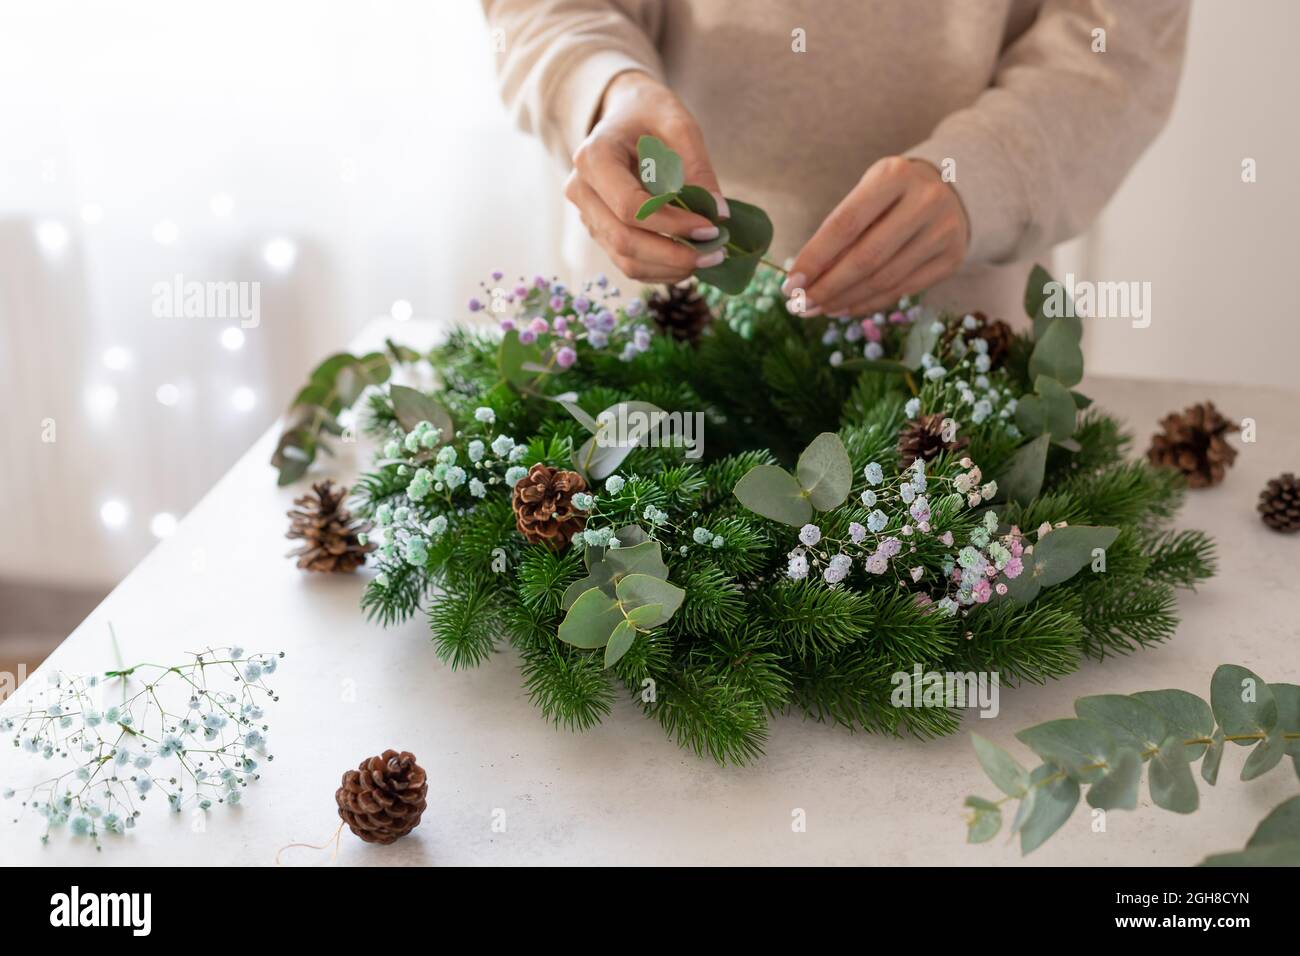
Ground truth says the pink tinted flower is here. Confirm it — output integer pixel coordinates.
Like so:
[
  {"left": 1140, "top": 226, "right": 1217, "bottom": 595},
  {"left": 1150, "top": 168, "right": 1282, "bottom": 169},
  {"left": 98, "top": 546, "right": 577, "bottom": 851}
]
[
  {"left": 514, "top": 285, "right": 528, "bottom": 297},
  {"left": 1005, "top": 557, "right": 1024, "bottom": 579},
  {"left": 995, "top": 583, "right": 1008, "bottom": 596},
  {"left": 888, "top": 310, "right": 907, "bottom": 324},
  {"left": 940, "top": 531, "right": 954, "bottom": 547},
  {"left": 973, "top": 579, "right": 992, "bottom": 603},
  {"left": 555, "top": 346, "right": 577, "bottom": 369},
  {"left": 518, "top": 329, "right": 537, "bottom": 345},
  {"left": 529, "top": 317, "right": 550, "bottom": 335},
  {"left": 865, "top": 554, "right": 888, "bottom": 575},
  {"left": 860, "top": 319, "right": 882, "bottom": 342},
  {"left": 910, "top": 566, "right": 924, "bottom": 583},
  {"left": 553, "top": 316, "right": 568, "bottom": 333}
]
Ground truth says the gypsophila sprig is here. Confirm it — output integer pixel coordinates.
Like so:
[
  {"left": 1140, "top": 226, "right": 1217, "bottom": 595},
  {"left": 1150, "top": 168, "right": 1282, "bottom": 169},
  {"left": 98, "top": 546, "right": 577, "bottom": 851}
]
[{"left": 1, "top": 643, "right": 284, "bottom": 848}]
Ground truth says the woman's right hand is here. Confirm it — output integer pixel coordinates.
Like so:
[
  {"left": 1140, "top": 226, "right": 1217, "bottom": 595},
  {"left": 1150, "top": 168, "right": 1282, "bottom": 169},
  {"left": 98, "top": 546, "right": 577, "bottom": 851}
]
[{"left": 566, "top": 70, "right": 728, "bottom": 281}]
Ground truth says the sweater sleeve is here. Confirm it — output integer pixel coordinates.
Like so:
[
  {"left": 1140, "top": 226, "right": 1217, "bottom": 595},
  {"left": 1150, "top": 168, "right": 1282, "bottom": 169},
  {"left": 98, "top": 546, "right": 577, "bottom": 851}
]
[
  {"left": 482, "top": 0, "right": 665, "bottom": 165},
  {"left": 906, "top": 0, "right": 1190, "bottom": 264}
]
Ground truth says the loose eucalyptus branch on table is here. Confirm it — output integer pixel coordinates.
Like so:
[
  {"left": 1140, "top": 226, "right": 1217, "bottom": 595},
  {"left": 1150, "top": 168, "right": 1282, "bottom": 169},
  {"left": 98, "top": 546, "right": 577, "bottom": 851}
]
[{"left": 964, "top": 664, "right": 1300, "bottom": 864}]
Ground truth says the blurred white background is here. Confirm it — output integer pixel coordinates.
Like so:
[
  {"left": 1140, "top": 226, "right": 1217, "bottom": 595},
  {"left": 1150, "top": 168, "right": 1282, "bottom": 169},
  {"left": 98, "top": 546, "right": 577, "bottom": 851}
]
[{"left": 1, "top": 1, "right": 1296, "bottom": 649}]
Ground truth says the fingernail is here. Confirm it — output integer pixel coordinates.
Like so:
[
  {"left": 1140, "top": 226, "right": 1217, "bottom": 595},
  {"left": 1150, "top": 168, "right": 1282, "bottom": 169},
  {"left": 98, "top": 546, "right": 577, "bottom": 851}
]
[
  {"left": 712, "top": 192, "right": 731, "bottom": 220},
  {"left": 786, "top": 297, "right": 818, "bottom": 317},
  {"left": 696, "top": 249, "right": 726, "bottom": 269},
  {"left": 781, "top": 272, "right": 806, "bottom": 297},
  {"left": 690, "top": 225, "right": 720, "bottom": 241}
]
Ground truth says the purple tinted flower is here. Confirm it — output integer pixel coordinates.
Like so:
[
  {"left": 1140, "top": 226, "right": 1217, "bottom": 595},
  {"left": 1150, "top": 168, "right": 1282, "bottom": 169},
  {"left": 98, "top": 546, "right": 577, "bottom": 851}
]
[
  {"left": 519, "top": 329, "right": 537, "bottom": 345},
  {"left": 587, "top": 330, "right": 609, "bottom": 348},
  {"left": 467, "top": 298, "right": 482, "bottom": 312},
  {"left": 499, "top": 318, "right": 516, "bottom": 332},
  {"left": 596, "top": 309, "right": 616, "bottom": 332},
  {"left": 514, "top": 285, "right": 528, "bottom": 297},
  {"left": 626, "top": 299, "right": 644, "bottom": 317},
  {"left": 533, "top": 275, "right": 548, "bottom": 289},
  {"left": 573, "top": 296, "right": 590, "bottom": 314},
  {"left": 491, "top": 270, "right": 503, "bottom": 281},
  {"left": 549, "top": 294, "right": 566, "bottom": 311},
  {"left": 848, "top": 521, "right": 866, "bottom": 544},
  {"left": 555, "top": 346, "right": 577, "bottom": 369},
  {"left": 529, "top": 317, "right": 549, "bottom": 335},
  {"left": 865, "top": 553, "right": 888, "bottom": 575},
  {"left": 553, "top": 316, "right": 568, "bottom": 333},
  {"left": 633, "top": 327, "right": 651, "bottom": 350}
]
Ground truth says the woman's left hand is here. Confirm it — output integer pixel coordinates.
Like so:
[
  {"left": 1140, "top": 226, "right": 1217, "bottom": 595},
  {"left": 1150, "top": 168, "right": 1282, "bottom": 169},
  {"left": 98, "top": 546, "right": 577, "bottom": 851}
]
[{"left": 783, "top": 157, "right": 970, "bottom": 318}]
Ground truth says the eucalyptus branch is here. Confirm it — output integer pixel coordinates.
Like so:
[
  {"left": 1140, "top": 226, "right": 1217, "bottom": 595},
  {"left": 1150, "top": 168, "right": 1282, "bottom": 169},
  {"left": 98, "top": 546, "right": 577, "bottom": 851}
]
[{"left": 965, "top": 663, "right": 1300, "bottom": 861}]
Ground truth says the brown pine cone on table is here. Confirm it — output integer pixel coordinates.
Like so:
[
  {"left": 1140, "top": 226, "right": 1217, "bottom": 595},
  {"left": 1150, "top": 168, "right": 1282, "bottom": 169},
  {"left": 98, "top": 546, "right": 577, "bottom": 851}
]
[
  {"left": 511, "top": 462, "right": 588, "bottom": 549},
  {"left": 898, "top": 412, "right": 970, "bottom": 468},
  {"left": 1258, "top": 473, "right": 1300, "bottom": 533},
  {"left": 285, "top": 480, "right": 375, "bottom": 572},
  {"left": 335, "top": 750, "right": 428, "bottom": 845},
  {"left": 1146, "top": 402, "right": 1238, "bottom": 489}
]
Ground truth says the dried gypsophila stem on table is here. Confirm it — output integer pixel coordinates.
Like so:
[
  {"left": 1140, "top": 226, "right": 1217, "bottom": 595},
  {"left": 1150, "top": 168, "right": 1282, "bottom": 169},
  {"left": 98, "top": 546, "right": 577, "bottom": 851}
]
[{"left": 1, "top": 643, "right": 284, "bottom": 848}]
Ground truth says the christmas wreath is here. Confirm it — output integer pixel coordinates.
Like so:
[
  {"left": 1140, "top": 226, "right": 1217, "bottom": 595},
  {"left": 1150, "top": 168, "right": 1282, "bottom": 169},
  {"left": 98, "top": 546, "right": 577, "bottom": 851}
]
[{"left": 274, "top": 139, "right": 1215, "bottom": 764}]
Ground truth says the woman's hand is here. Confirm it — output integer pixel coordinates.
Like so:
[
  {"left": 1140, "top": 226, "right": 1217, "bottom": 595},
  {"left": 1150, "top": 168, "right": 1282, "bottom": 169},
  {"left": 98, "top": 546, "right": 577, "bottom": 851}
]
[
  {"left": 565, "top": 70, "right": 728, "bottom": 281},
  {"left": 783, "top": 157, "right": 970, "bottom": 317}
]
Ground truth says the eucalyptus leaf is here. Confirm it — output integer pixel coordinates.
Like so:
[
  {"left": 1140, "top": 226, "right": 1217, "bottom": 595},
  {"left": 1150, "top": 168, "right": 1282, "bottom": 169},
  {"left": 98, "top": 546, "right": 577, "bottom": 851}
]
[
  {"left": 964, "top": 797, "right": 1002, "bottom": 844},
  {"left": 635, "top": 192, "right": 677, "bottom": 220},
  {"left": 1035, "top": 375, "right": 1078, "bottom": 442},
  {"left": 562, "top": 538, "right": 669, "bottom": 610},
  {"left": 995, "top": 434, "right": 1050, "bottom": 506},
  {"left": 1015, "top": 719, "right": 1116, "bottom": 785},
  {"left": 572, "top": 401, "right": 668, "bottom": 480},
  {"left": 1024, "top": 263, "right": 1054, "bottom": 324},
  {"left": 1132, "top": 689, "right": 1215, "bottom": 761},
  {"left": 902, "top": 316, "right": 941, "bottom": 370},
  {"left": 390, "top": 385, "right": 454, "bottom": 439},
  {"left": 1028, "top": 317, "right": 1085, "bottom": 387},
  {"left": 1201, "top": 728, "right": 1225, "bottom": 785},
  {"left": 1200, "top": 841, "right": 1300, "bottom": 867},
  {"left": 1149, "top": 734, "right": 1199, "bottom": 813},
  {"left": 694, "top": 198, "right": 772, "bottom": 294},
  {"left": 636, "top": 135, "right": 684, "bottom": 196},
  {"left": 1270, "top": 683, "right": 1300, "bottom": 756},
  {"left": 1074, "top": 694, "right": 1169, "bottom": 753},
  {"left": 796, "top": 432, "right": 853, "bottom": 511},
  {"left": 1210, "top": 664, "right": 1278, "bottom": 742},
  {"left": 1241, "top": 731, "right": 1287, "bottom": 781},
  {"left": 498, "top": 329, "right": 551, "bottom": 390},
  {"left": 604, "top": 620, "right": 637, "bottom": 669},
  {"left": 557, "top": 587, "right": 624, "bottom": 650},
  {"left": 1085, "top": 747, "right": 1143, "bottom": 811},
  {"left": 971, "top": 733, "right": 1029, "bottom": 798},
  {"left": 733, "top": 464, "right": 812, "bottom": 526},
  {"left": 624, "top": 602, "right": 663, "bottom": 628},
  {"left": 676, "top": 184, "right": 718, "bottom": 219},
  {"left": 1019, "top": 764, "right": 1079, "bottom": 854},
  {"left": 1247, "top": 794, "right": 1300, "bottom": 847},
  {"left": 1003, "top": 525, "right": 1120, "bottom": 603},
  {"left": 615, "top": 573, "right": 685, "bottom": 628}
]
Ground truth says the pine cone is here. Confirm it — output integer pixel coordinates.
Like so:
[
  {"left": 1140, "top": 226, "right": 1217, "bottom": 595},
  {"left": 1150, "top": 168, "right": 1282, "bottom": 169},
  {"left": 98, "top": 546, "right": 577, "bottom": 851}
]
[
  {"left": 898, "top": 412, "right": 970, "bottom": 468},
  {"left": 968, "top": 312, "right": 1015, "bottom": 368},
  {"left": 511, "top": 463, "right": 588, "bottom": 548},
  {"left": 1258, "top": 473, "right": 1300, "bottom": 533},
  {"left": 941, "top": 311, "right": 1015, "bottom": 368},
  {"left": 1146, "top": 402, "right": 1238, "bottom": 488},
  {"left": 335, "top": 750, "right": 428, "bottom": 845},
  {"left": 647, "top": 281, "right": 714, "bottom": 343},
  {"left": 285, "top": 480, "right": 375, "bottom": 573}
]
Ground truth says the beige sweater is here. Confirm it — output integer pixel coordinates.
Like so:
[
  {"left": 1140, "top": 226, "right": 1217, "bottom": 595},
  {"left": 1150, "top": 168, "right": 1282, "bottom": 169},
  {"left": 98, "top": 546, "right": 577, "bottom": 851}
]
[{"left": 484, "top": 0, "right": 1188, "bottom": 322}]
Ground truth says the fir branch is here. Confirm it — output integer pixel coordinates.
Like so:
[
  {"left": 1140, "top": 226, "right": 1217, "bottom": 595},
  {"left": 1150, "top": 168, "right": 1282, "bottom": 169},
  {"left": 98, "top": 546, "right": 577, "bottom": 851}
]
[{"left": 427, "top": 576, "right": 501, "bottom": 669}]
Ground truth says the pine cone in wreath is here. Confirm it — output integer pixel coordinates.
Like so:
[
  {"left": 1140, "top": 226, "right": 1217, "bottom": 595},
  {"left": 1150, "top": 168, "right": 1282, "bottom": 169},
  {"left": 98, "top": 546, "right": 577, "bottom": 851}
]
[
  {"left": 968, "top": 312, "right": 1015, "bottom": 368},
  {"left": 1146, "top": 402, "right": 1238, "bottom": 488},
  {"left": 511, "top": 463, "right": 588, "bottom": 548},
  {"left": 898, "top": 412, "right": 970, "bottom": 467},
  {"left": 1258, "top": 473, "right": 1300, "bottom": 533},
  {"left": 647, "top": 281, "right": 714, "bottom": 343},
  {"left": 335, "top": 750, "right": 428, "bottom": 845},
  {"left": 285, "top": 480, "right": 374, "bottom": 572}
]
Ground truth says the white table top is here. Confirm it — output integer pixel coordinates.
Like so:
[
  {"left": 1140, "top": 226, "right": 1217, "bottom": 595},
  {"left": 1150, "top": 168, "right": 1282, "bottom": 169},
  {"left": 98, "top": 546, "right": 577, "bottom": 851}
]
[{"left": 3, "top": 318, "right": 1297, "bottom": 866}]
